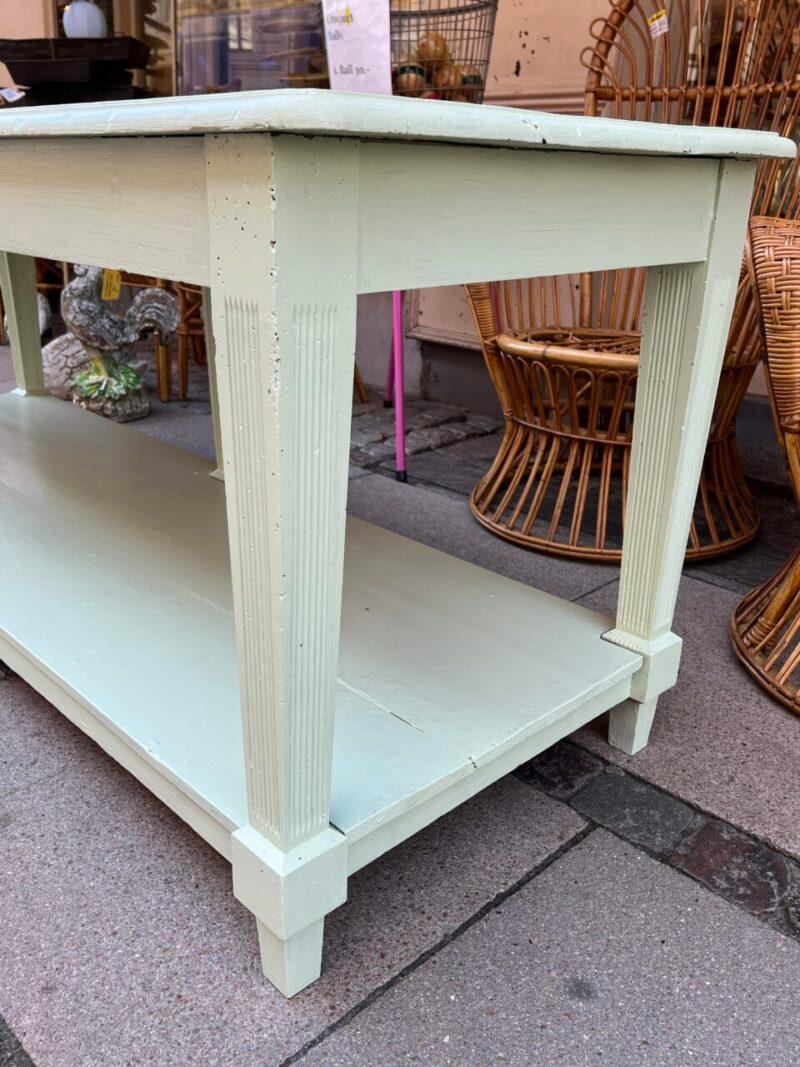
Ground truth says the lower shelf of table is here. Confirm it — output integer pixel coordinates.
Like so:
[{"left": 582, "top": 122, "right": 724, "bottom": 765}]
[{"left": 0, "top": 395, "right": 641, "bottom": 874}]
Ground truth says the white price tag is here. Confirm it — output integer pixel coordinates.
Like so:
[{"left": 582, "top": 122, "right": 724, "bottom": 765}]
[
  {"left": 322, "top": 1, "right": 392, "bottom": 95},
  {"left": 647, "top": 9, "right": 669, "bottom": 39},
  {"left": 0, "top": 87, "right": 26, "bottom": 104}
]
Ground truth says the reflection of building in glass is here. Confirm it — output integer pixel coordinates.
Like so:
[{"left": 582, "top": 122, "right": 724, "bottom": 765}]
[
  {"left": 178, "top": 1, "right": 249, "bottom": 14},
  {"left": 176, "top": 1, "right": 327, "bottom": 94}
]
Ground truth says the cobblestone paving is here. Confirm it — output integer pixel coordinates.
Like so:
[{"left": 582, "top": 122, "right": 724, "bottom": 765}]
[
  {"left": 348, "top": 399, "right": 500, "bottom": 469},
  {"left": 521, "top": 740, "right": 800, "bottom": 941}
]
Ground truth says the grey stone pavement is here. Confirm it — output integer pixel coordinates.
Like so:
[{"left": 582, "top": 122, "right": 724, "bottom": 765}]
[{"left": 2, "top": 344, "right": 800, "bottom": 1065}]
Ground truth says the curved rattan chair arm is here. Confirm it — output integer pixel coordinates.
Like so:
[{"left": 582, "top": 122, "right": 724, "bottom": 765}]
[{"left": 495, "top": 333, "right": 640, "bottom": 373}]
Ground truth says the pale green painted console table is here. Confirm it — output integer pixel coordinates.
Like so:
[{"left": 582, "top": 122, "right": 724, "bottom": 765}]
[{"left": 0, "top": 91, "right": 792, "bottom": 996}]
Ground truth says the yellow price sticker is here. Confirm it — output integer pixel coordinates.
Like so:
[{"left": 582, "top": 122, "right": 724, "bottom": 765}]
[{"left": 101, "top": 268, "right": 122, "bottom": 302}]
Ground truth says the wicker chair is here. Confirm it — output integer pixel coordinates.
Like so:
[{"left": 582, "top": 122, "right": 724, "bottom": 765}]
[
  {"left": 731, "top": 217, "right": 800, "bottom": 714},
  {"left": 466, "top": 0, "right": 800, "bottom": 562}
]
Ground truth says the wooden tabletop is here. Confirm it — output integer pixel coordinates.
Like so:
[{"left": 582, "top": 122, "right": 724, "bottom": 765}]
[{"left": 0, "top": 88, "right": 794, "bottom": 159}]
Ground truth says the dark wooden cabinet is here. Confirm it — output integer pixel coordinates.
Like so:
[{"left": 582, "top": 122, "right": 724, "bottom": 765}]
[{"left": 0, "top": 36, "right": 151, "bottom": 105}]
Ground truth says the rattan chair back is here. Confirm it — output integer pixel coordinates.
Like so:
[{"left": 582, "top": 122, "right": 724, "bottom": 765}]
[
  {"left": 583, "top": 0, "right": 800, "bottom": 349},
  {"left": 497, "top": 0, "right": 800, "bottom": 337},
  {"left": 731, "top": 215, "right": 800, "bottom": 713}
]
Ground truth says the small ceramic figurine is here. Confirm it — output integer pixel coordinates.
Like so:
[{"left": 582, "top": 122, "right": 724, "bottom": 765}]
[
  {"left": 41, "top": 265, "right": 178, "bottom": 422},
  {"left": 63, "top": 0, "right": 108, "bottom": 39}
]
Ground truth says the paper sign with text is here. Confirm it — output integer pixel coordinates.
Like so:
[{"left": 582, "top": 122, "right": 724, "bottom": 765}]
[{"left": 322, "top": 0, "right": 392, "bottom": 96}]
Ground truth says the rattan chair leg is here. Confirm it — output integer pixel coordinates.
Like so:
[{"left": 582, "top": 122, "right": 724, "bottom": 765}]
[
  {"left": 156, "top": 341, "right": 172, "bottom": 403},
  {"left": 192, "top": 334, "right": 205, "bottom": 366},
  {"left": 353, "top": 364, "right": 369, "bottom": 404},
  {"left": 178, "top": 333, "right": 189, "bottom": 401},
  {"left": 686, "top": 436, "right": 760, "bottom": 561}
]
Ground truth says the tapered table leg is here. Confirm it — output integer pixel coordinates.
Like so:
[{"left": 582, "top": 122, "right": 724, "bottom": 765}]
[
  {"left": 0, "top": 252, "right": 45, "bottom": 395},
  {"left": 605, "top": 160, "right": 757, "bottom": 754},
  {"left": 205, "top": 132, "right": 359, "bottom": 995}
]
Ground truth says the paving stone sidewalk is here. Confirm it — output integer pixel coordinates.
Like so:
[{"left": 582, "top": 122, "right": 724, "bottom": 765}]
[{"left": 298, "top": 831, "right": 800, "bottom": 1067}]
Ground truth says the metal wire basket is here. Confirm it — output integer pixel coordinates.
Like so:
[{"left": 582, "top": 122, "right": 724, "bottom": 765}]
[{"left": 390, "top": 0, "right": 498, "bottom": 103}]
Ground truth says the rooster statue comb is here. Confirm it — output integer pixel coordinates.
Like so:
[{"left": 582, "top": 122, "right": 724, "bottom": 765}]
[{"left": 61, "top": 265, "right": 179, "bottom": 358}]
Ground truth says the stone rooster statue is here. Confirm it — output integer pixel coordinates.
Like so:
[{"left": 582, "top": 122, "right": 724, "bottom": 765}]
[{"left": 42, "top": 265, "right": 179, "bottom": 421}]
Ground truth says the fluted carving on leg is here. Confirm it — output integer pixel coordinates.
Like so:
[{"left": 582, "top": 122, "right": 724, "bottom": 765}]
[
  {"left": 206, "top": 133, "right": 358, "bottom": 993},
  {"left": 207, "top": 132, "right": 359, "bottom": 861},
  {"left": 605, "top": 162, "right": 756, "bottom": 756},
  {"left": 220, "top": 294, "right": 280, "bottom": 837},
  {"left": 285, "top": 301, "right": 343, "bottom": 841},
  {"left": 614, "top": 269, "right": 735, "bottom": 644},
  {"left": 614, "top": 265, "right": 693, "bottom": 639},
  {"left": 222, "top": 296, "right": 345, "bottom": 848}
]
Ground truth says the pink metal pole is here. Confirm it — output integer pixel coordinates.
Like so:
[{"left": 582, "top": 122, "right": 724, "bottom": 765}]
[{"left": 392, "top": 289, "right": 407, "bottom": 481}]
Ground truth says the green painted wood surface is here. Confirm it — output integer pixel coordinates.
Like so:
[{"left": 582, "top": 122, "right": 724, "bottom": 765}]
[
  {"left": 0, "top": 89, "right": 793, "bottom": 160},
  {"left": 0, "top": 395, "right": 639, "bottom": 864}
]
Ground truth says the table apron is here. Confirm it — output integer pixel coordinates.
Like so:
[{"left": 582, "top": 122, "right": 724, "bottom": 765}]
[
  {"left": 356, "top": 141, "right": 724, "bottom": 292},
  {"left": 0, "top": 133, "right": 734, "bottom": 292},
  {"left": 0, "top": 135, "right": 210, "bottom": 285}
]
